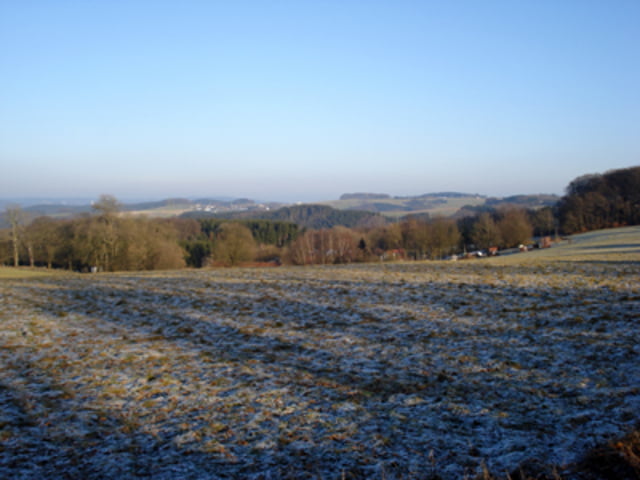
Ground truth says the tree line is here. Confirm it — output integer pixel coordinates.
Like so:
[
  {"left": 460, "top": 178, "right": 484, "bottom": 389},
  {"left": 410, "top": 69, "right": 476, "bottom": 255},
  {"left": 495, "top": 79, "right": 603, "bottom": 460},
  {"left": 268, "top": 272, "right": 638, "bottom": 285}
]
[
  {"left": 2, "top": 166, "right": 637, "bottom": 270},
  {"left": 1, "top": 194, "right": 545, "bottom": 270},
  {"left": 556, "top": 166, "right": 640, "bottom": 234},
  {"left": 0, "top": 195, "right": 304, "bottom": 271},
  {"left": 1, "top": 196, "right": 185, "bottom": 271}
]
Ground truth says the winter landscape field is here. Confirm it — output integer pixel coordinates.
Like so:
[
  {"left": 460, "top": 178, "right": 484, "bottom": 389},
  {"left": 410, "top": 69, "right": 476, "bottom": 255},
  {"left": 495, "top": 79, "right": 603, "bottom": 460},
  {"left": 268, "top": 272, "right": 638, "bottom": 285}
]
[{"left": 1, "top": 227, "right": 639, "bottom": 479}]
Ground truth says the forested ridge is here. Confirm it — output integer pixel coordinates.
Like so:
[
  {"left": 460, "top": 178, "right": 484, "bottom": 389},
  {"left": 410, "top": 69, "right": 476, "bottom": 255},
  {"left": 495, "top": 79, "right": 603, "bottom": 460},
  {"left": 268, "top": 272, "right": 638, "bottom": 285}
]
[
  {"left": 1, "top": 166, "right": 638, "bottom": 271},
  {"left": 556, "top": 165, "right": 640, "bottom": 233},
  {"left": 182, "top": 204, "right": 384, "bottom": 229}
]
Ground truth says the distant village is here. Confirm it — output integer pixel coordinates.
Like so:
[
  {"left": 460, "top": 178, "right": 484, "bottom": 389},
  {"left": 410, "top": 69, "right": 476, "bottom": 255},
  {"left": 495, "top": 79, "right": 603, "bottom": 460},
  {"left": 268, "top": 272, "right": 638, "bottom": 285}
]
[{"left": 192, "top": 199, "right": 273, "bottom": 214}]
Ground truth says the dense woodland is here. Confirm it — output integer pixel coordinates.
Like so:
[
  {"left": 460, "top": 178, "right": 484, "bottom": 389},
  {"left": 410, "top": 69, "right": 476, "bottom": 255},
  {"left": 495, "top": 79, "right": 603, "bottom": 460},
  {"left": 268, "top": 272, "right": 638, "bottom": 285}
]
[
  {"left": 556, "top": 165, "right": 640, "bottom": 233},
  {"left": 182, "top": 203, "right": 385, "bottom": 229},
  {"left": 1, "top": 166, "right": 638, "bottom": 271}
]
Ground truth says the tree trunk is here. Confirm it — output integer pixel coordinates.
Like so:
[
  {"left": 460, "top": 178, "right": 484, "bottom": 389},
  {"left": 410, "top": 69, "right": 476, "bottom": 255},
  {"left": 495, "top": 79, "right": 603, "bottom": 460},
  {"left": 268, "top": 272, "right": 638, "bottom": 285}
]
[
  {"left": 27, "top": 245, "right": 35, "bottom": 268},
  {"left": 13, "top": 238, "right": 19, "bottom": 266},
  {"left": 8, "top": 211, "right": 20, "bottom": 267},
  {"left": 12, "top": 225, "right": 19, "bottom": 267}
]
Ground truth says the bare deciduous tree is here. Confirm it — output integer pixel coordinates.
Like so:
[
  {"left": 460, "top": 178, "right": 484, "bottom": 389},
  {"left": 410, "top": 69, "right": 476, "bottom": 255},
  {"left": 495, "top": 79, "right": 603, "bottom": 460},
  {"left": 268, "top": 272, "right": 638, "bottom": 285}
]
[
  {"left": 471, "top": 213, "right": 502, "bottom": 250},
  {"left": 5, "top": 206, "right": 24, "bottom": 267},
  {"left": 498, "top": 208, "right": 533, "bottom": 248},
  {"left": 211, "top": 223, "right": 256, "bottom": 267},
  {"left": 425, "top": 217, "right": 461, "bottom": 260}
]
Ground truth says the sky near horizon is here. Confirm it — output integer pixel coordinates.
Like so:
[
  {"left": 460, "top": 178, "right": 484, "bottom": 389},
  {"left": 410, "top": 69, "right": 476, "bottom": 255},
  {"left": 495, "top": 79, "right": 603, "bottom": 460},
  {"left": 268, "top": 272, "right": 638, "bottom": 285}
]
[{"left": 1, "top": 1, "right": 639, "bottom": 202}]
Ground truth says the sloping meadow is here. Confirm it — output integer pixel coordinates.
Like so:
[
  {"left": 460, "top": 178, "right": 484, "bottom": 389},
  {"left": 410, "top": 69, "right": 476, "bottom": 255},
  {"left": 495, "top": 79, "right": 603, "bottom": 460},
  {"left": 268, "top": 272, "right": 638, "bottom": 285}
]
[{"left": 1, "top": 259, "right": 638, "bottom": 479}]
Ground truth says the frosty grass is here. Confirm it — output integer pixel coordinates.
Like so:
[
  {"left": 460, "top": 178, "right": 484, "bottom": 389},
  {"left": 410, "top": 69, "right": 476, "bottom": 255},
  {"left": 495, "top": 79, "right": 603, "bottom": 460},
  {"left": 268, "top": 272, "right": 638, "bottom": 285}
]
[{"left": 1, "top": 259, "right": 638, "bottom": 479}]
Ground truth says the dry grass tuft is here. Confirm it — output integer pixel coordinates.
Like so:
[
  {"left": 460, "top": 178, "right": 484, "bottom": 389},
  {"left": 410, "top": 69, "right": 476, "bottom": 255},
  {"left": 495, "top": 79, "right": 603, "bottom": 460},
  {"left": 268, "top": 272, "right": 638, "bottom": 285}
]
[
  {"left": 474, "top": 427, "right": 640, "bottom": 479},
  {"left": 574, "top": 427, "right": 640, "bottom": 480}
]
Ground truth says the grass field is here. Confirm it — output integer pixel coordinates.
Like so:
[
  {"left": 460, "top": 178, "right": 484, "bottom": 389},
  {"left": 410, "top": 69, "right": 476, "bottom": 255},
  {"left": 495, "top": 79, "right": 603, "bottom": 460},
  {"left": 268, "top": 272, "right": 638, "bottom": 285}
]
[
  {"left": 492, "top": 225, "right": 640, "bottom": 265},
  {"left": 1, "top": 228, "right": 639, "bottom": 479},
  {"left": 123, "top": 205, "right": 195, "bottom": 218},
  {"left": 0, "top": 267, "right": 64, "bottom": 279}
]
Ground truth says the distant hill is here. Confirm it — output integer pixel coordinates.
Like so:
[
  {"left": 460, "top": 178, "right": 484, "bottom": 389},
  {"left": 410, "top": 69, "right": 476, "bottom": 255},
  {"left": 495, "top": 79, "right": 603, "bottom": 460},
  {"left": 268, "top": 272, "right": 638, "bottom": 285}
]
[
  {"left": 485, "top": 194, "right": 560, "bottom": 208},
  {"left": 122, "top": 198, "right": 192, "bottom": 211},
  {"left": 181, "top": 204, "right": 385, "bottom": 229},
  {"left": 0, "top": 197, "right": 282, "bottom": 221},
  {"left": 452, "top": 194, "right": 560, "bottom": 219},
  {"left": 339, "top": 193, "right": 391, "bottom": 200},
  {"left": 23, "top": 204, "right": 92, "bottom": 217},
  {"left": 323, "top": 192, "right": 487, "bottom": 218},
  {"left": 0, "top": 192, "right": 561, "bottom": 229}
]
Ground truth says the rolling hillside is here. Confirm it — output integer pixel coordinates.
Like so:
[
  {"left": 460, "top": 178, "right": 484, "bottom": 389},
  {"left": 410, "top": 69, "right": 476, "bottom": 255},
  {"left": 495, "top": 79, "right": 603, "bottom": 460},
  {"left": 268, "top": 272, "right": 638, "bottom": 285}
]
[
  {"left": 320, "top": 192, "right": 559, "bottom": 218},
  {"left": 1, "top": 192, "right": 560, "bottom": 229},
  {"left": 182, "top": 204, "right": 385, "bottom": 229}
]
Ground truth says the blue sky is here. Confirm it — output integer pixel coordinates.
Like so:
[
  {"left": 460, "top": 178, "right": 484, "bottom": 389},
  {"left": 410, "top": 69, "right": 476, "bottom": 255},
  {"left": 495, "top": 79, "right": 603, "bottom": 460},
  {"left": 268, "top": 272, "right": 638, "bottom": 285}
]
[{"left": 1, "top": 1, "right": 638, "bottom": 202}]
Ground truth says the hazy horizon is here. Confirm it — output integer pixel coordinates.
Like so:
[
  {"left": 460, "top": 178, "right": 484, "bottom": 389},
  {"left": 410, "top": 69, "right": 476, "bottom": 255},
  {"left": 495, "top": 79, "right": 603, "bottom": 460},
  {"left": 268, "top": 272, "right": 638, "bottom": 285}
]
[
  {"left": 0, "top": 187, "right": 555, "bottom": 209},
  {"left": 2, "top": 2, "right": 638, "bottom": 202}
]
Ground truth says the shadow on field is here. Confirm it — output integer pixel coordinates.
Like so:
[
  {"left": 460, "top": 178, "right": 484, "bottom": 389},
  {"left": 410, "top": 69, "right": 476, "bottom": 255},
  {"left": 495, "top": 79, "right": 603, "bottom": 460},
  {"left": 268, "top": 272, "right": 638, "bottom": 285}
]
[
  {"left": 580, "top": 243, "right": 640, "bottom": 250},
  {"left": 3, "top": 268, "right": 639, "bottom": 479},
  {"left": 0, "top": 356, "right": 230, "bottom": 479},
  {"left": 5, "top": 282, "right": 443, "bottom": 478}
]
